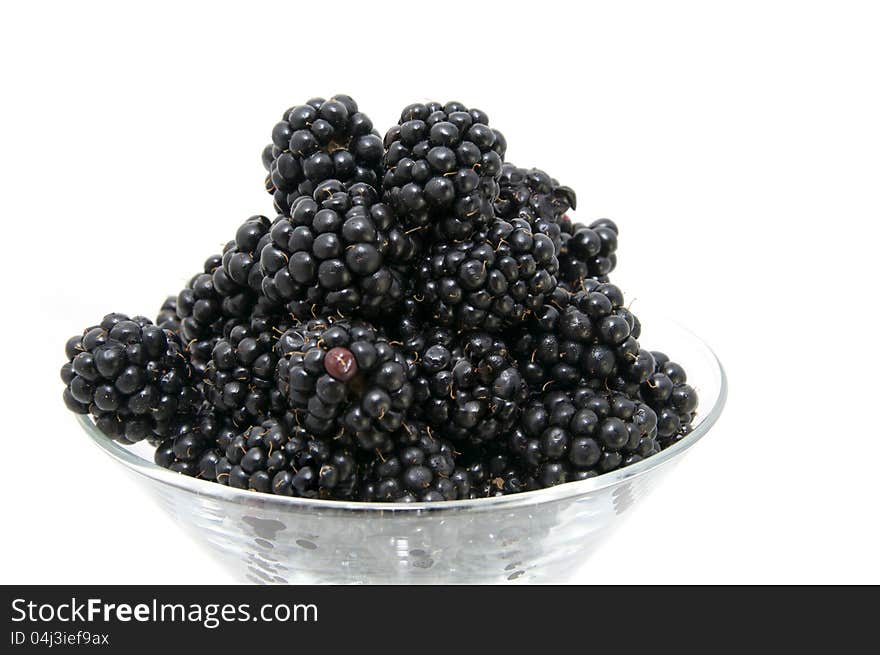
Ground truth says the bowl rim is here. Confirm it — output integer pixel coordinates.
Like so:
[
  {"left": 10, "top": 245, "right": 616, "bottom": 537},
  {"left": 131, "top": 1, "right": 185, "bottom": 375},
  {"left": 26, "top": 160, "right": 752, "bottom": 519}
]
[{"left": 78, "top": 316, "right": 727, "bottom": 514}]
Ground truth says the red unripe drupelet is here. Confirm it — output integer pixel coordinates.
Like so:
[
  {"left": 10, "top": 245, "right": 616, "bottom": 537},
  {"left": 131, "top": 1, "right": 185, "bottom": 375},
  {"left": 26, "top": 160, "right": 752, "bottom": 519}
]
[{"left": 325, "top": 347, "right": 358, "bottom": 382}]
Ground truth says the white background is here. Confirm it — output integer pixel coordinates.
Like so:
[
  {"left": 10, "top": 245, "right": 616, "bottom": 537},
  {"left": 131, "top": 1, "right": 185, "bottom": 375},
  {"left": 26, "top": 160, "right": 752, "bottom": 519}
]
[{"left": 1, "top": 1, "right": 878, "bottom": 584}]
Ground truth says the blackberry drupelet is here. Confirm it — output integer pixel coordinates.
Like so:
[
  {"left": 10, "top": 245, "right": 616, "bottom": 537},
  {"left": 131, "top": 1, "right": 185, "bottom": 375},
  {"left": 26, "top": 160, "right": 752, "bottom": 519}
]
[
  {"left": 495, "top": 164, "right": 576, "bottom": 251},
  {"left": 61, "top": 313, "right": 201, "bottom": 442},
  {"left": 263, "top": 95, "right": 384, "bottom": 215},
  {"left": 382, "top": 101, "right": 507, "bottom": 240},
  {"left": 260, "top": 180, "right": 416, "bottom": 319},
  {"left": 509, "top": 387, "right": 661, "bottom": 487},
  {"left": 417, "top": 217, "right": 559, "bottom": 332},
  {"left": 275, "top": 317, "right": 414, "bottom": 455},
  {"left": 640, "top": 351, "right": 699, "bottom": 446},
  {"left": 359, "top": 422, "right": 472, "bottom": 502},
  {"left": 214, "top": 418, "right": 359, "bottom": 498},
  {"left": 557, "top": 218, "right": 619, "bottom": 285}
]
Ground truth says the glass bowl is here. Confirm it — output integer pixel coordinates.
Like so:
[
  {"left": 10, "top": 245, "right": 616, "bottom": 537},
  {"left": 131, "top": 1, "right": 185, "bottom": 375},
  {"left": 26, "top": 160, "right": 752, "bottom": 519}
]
[{"left": 78, "top": 313, "right": 726, "bottom": 584}]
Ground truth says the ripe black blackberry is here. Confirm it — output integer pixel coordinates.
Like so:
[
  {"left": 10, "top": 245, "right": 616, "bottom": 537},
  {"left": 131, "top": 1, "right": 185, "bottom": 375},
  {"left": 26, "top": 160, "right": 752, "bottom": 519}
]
[
  {"left": 176, "top": 251, "right": 255, "bottom": 339},
  {"left": 417, "top": 217, "right": 559, "bottom": 332},
  {"left": 557, "top": 218, "right": 619, "bottom": 285},
  {"left": 174, "top": 253, "right": 255, "bottom": 376},
  {"left": 61, "top": 313, "right": 201, "bottom": 442},
  {"left": 275, "top": 317, "right": 414, "bottom": 455},
  {"left": 153, "top": 404, "right": 230, "bottom": 478},
  {"left": 171, "top": 215, "right": 278, "bottom": 376},
  {"left": 382, "top": 101, "right": 507, "bottom": 240},
  {"left": 359, "top": 422, "right": 472, "bottom": 502},
  {"left": 640, "top": 351, "right": 699, "bottom": 446},
  {"left": 263, "top": 95, "right": 384, "bottom": 215},
  {"left": 214, "top": 418, "right": 359, "bottom": 498},
  {"left": 508, "top": 279, "right": 649, "bottom": 393},
  {"left": 156, "top": 296, "right": 180, "bottom": 332},
  {"left": 260, "top": 180, "right": 417, "bottom": 320},
  {"left": 494, "top": 163, "right": 617, "bottom": 284},
  {"left": 495, "top": 164, "right": 576, "bottom": 251},
  {"left": 220, "top": 215, "right": 279, "bottom": 296},
  {"left": 395, "top": 320, "right": 527, "bottom": 445},
  {"left": 509, "top": 387, "right": 661, "bottom": 487},
  {"left": 202, "top": 314, "right": 293, "bottom": 426},
  {"left": 460, "top": 443, "right": 534, "bottom": 498}
]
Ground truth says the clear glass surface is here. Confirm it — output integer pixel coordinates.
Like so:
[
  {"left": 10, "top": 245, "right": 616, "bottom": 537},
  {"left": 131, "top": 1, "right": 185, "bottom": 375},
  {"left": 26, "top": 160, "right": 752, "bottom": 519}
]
[{"left": 78, "top": 313, "right": 726, "bottom": 584}]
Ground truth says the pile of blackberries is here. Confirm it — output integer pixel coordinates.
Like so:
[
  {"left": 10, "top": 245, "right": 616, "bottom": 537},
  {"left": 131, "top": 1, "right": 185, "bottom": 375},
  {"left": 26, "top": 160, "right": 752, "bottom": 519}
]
[{"left": 61, "top": 96, "right": 699, "bottom": 502}]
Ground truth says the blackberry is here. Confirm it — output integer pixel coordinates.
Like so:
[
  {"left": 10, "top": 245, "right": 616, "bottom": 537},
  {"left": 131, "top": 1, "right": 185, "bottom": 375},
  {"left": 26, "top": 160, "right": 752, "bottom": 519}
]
[
  {"left": 220, "top": 215, "right": 278, "bottom": 296},
  {"left": 202, "top": 313, "right": 293, "bottom": 425},
  {"left": 382, "top": 296, "right": 429, "bottom": 348},
  {"left": 416, "top": 217, "right": 559, "bottom": 332},
  {"left": 495, "top": 163, "right": 576, "bottom": 251},
  {"left": 215, "top": 418, "right": 359, "bottom": 498},
  {"left": 176, "top": 251, "right": 255, "bottom": 338},
  {"left": 153, "top": 404, "right": 230, "bottom": 478},
  {"left": 509, "top": 387, "right": 661, "bottom": 487},
  {"left": 396, "top": 321, "right": 527, "bottom": 445},
  {"left": 382, "top": 101, "right": 507, "bottom": 240},
  {"left": 461, "top": 443, "right": 533, "bottom": 498},
  {"left": 174, "top": 253, "right": 256, "bottom": 376},
  {"left": 640, "top": 351, "right": 699, "bottom": 446},
  {"left": 156, "top": 296, "right": 180, "bottom": 332},
  {"left": 260, "top": 180, "right": 416, "bottom": 319},
  {"left": 263, "top": 95, "right": 384, "bottom": 215},
  {"left": 359, "top": 422, "right": 472, "bottom": 502},
  {"left": 510, "top": 279, "right": 650, "bottom": 393},
  {"left": 494, "top": 163, "right": 617, "bottom": 283},
  {"left": 557, "top": 218, "right": 619, "bottom": 285},
  {"left": 275, "top": 317, "right": 413, "bottom": 454},
  {"left": 61, "top": 313, "right": 201, "bottom": 442},
  {"left": 172, "top": 215, "right": 277, "bottom": 375}
]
